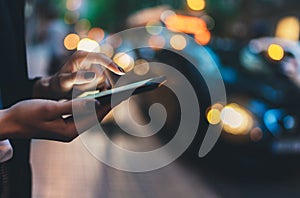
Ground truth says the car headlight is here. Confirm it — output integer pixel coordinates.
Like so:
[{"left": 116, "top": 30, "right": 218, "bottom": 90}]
[{"left": 207, "top": 103, "right": 254, "bottom": 135}]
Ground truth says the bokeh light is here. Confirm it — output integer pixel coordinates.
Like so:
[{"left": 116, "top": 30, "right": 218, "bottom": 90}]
[
  {"left": 194, "top": 29, "right": 211, "bottom": 45},
  {"left": 113, "top": 52, "right": 135, "bottom": 72},
  {"left": 75, "top": 19, "right": 91, "bottom": 35},
  {"left": 206, "top": 103, "right": 224, "bottom": 125},
  {"left": 221, "top": 103, "right": 254, "bottom": 135},
  {"left": 283, "top": 115, "right": 295, "bottom": 130},
  {"left": 146, "top": 21, "right": 163, "bottom": 35},
  {"left": 64, "top": 11, "right": 80, "bottom": 24},
  {"left": 164, "top": 14, "right": 211, "bottom": 46},
  {"left": 107, "top": 35, "right": 123, "bottom": 48},
  {"left": 207, "top": 108, "right": 221, "bottom": 125},
  {"left": 148, "top": 35, "right": 166, "bottom": 50},
  {"left": 170, "top": 34, "right": 187, "bottom": 50},
  {"left": 276, "top": 16, "right": 299, "bottom": 41},
  {"left": 202, "top": 15, "right": 215, "bottom": 30},
  {"left": 100, "top": 43, "right": 114, "bottom": 58},
  {"left": 77, "top": 38, "right": 100, "bottom": 52},
  {"left": 126, "top": 5, "right": 169, "bottom": 27},
  {"left": 267, "top": 44, "right": 284, "bottom": 61},
  {"left": 88, "top": 27, "right": 105, "bottom": 43},
  {"left": 66, "top": 0, "right": 82, "bottom": 11},
  {"left": 134, "top": 59, "right": 150, "bottom": 76},
  {"left": 160, "top": 10, "right": 176, "bottom": 23},
  {"left": 264, "top": 109, "right": 281, "bottom": 136},
  {"left": 250, "top": 127, "right": 263, "bottom": 142},
  {"left": 186, "top": 0, "right": 206, "bottom": 11},
  {"left": 64, "top": 33, "right": 80, "bottom": 50},
  {"left": 211, "top": 103, "right": 224, "bottom": 111},
  {"left": 165, "top": 14, "right": 207, "bottom": 34}
]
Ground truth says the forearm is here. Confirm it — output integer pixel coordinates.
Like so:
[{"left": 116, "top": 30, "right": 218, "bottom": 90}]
[{"left": 0, "top": 109, "right": 17, "bottom": 140}]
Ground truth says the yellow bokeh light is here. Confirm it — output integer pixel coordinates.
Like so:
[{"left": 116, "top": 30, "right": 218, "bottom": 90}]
[
  {"left": 207, "top": 108, "right": 221, "bottom": 125},
  {"left": 187, "top": 0, "right": 206, "bottom": 11},
  {"left": 134, "top": 59, "right": 150, "bottom": 76},
  {"left": 276, "top": 16, "right": 299, "bottom": 41},
  {"left": 170, "top": 34, "right": 187, "bottom": 50},
  {"left": 267, "top": 44, "right": 284, "bottom": 61},
  {"left": 220, "top": 103, "right": 253, "bottom": 135},
  {"left": 77, "top": 38, "right": 100, "bottom": 52},
  {"left": 113, "top": 52, "right": 134, "bottom": 72},
  {"left": 64, "top": 33, "right": 80, "bottom": 50}
]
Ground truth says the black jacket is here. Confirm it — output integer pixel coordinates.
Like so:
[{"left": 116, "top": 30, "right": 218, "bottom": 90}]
[{"left": 0, "top": 0, "right": 34, "bottom": 197}]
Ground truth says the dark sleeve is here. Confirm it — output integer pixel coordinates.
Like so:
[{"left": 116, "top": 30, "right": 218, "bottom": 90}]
[
  {"left": 0, "top": 1, "right": 33, "bottom": 198},
  {"left": 0, "top": 0, "right": 34, "bottom": 108}
]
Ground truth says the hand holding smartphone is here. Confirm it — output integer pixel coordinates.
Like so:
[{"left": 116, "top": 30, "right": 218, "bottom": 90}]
[{"left": 78, "top": 76, "right": 166, "bottom": 104}]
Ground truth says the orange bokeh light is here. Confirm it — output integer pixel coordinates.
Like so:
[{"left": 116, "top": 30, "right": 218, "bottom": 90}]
[
  {"left": 64, "top": 33, "right": 80, "bottom": 50},
  {"left": 87, "top": 27, "right": 105, "bottom": 43},
  {"left": 165, "top": 14, "right": 207, "bottom": 34},
  {"left": 148, "top": 35, "right": 165, "bottom": 50},
  {"left": 194, "top": 29, "right": 211, "bottom": 45},
  {"left": 106, "top": 35, "right": 123, "bottom": 48}
]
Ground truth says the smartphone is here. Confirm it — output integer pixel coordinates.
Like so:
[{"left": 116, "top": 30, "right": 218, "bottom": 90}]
[{"left": 78, "top": 76, "right": 166, "bottom": 104}]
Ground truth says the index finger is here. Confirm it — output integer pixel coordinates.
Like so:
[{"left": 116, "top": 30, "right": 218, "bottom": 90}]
[
  {"left": 74, "top": 51, "right": 125, "bottom": 75},
  {"left": 57, "top": 98, "right": 99, "bottom": 116}
]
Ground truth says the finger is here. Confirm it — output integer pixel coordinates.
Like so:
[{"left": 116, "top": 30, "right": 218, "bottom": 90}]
[
  {"left": 64, "top": 104, "right": 112, "bottom": 135},
  {"left": 101, "top": 77, "right": 112, "bottom": 90},
  {"left": 96, "top": 104, "right": 112, "bottom": 120},
  {"left": 57, "top": 99, "right": 100, "bottom": 116},
  {"left": 74, "top": 51, "right": 125, "bottom": 75},
  {"left": 95, "top": 71, "right": 112, "bottom": 91},
  {"left": 36, "top": 121, "right": 78, "bottom": 142},
  {"left": 72, "top": 65, "right": 111, "bottom": 92},
  {"left": 58, "top": 71, "right": 96, "bottom": 90}
]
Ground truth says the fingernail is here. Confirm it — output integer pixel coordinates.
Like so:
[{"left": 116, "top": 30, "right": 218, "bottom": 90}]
[
  {"left": 84, "top": 72, "right": 96, "bottom": 80},
  {"left": 109, "top": 62, "right": 125, "bottom": 74},
  {"left": 118, "top": 66, "right": 125, "bottom": 73}
]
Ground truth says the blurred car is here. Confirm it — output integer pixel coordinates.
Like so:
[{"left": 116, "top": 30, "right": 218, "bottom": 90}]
[{"left": 103, "top": 9, "right": 300, "bottom": 172}]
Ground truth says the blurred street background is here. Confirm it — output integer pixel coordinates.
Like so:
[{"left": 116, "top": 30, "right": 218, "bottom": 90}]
[{"left": 26, "top": 0, "right": 300, "bottom": 197}]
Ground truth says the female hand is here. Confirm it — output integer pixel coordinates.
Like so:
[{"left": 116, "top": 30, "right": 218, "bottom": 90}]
[
  {"left": 33, "top": 50, "right": 125, "bottom": 100},
  {"left": 0, "top": 98, "right": 111, "bottom": 142}
]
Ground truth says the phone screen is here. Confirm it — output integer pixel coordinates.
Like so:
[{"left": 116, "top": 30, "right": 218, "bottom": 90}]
[{"left": 78, "top": 76, "right": 166, "bottom": 103}]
